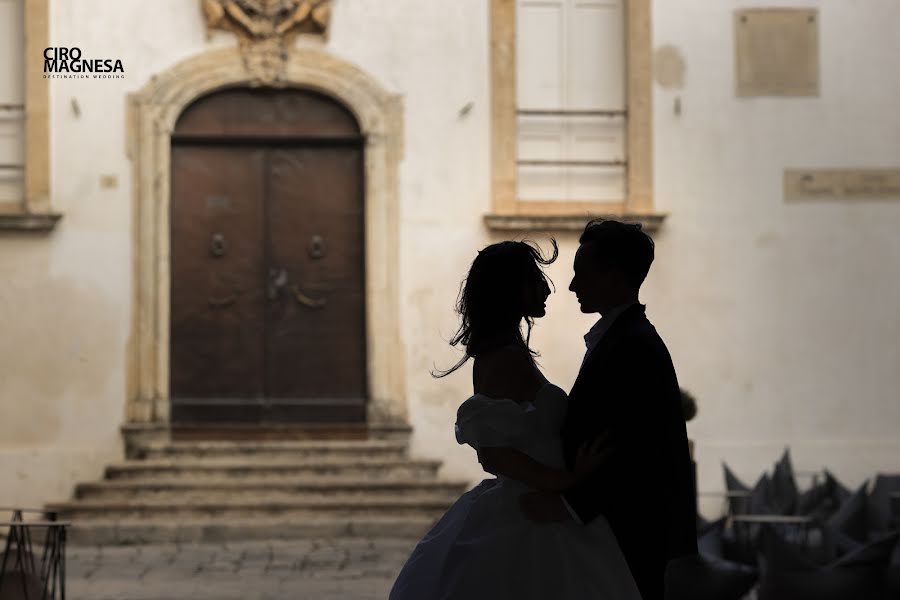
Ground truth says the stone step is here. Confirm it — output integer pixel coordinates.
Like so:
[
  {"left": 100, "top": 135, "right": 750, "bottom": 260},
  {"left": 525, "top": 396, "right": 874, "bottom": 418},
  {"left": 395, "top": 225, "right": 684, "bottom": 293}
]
[
  {"left": 74, "top": 478, "right": 470, "bottom": 502},
  {"left": 134, "top": 439, "right": 409, "bottom": 460},
  {"left": 104, "top": 458, "right": 443, "bottom": 480},
  {"left": 48, "top": 496, "right": 457, "bottom": 521},
  {"left": 65, "top": 516, "right": 437, "bottom": 545}
]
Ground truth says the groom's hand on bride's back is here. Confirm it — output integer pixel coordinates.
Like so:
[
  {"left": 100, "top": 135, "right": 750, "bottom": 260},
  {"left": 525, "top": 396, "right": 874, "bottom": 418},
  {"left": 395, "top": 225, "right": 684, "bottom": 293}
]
[
  {"left": 573, "top": 432, "right": 613, "bottom": 480},
  {"left": 517, "top": 434, "right": 612, "bottom": 522},
  {"left": 519, "top": 490, "right": 571, "bottom": 523}
]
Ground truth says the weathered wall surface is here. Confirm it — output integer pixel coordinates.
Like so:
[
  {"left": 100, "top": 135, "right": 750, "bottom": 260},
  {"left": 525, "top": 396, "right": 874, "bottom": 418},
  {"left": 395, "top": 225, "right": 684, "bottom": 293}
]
[
  {"left": 1, "top": 0, "right": 898, "bottom": 515},
  {"left": 648, "top": 0, "right": 900, "bottom": 511}
]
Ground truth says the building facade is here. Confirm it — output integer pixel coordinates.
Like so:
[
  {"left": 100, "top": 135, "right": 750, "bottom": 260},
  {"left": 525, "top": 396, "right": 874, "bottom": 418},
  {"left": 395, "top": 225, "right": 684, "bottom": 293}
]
[{"left": 1, "top": 0, "right": 899, "bottom": 516}]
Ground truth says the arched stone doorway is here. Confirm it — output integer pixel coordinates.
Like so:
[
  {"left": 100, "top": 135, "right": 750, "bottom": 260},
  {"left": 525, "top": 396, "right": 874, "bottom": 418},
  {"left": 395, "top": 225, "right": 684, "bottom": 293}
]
[
  {"left": 169, "top": 87, "right": 367, "bottom": 424},
  {"left": 125, "top": 47, "right": 406, "bottom": 431}
]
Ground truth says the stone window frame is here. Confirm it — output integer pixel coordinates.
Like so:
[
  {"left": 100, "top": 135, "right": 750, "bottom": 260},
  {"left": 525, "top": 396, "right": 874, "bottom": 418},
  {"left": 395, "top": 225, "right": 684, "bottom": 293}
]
[
  {"left": 485, "top": 0, "right": 663, "bottom": 232},
  {"left": 0, "top": 0, "right": 61, "bottom": 231}
]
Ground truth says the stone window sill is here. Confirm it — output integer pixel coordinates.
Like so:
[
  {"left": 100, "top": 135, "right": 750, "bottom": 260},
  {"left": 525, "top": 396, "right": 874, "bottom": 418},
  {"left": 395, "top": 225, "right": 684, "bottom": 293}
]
[
  {"left": 0, "top": 210, "right": 63, "bottom": 231},
  {"left": 483, "top": 212, "right": 666, "bottom": 233}
]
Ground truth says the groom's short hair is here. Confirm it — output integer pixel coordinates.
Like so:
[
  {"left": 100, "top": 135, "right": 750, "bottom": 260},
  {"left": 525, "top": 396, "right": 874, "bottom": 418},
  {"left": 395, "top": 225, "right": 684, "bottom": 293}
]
[{"left": 579, "top": 219, "right": 654, "bottom": 290}]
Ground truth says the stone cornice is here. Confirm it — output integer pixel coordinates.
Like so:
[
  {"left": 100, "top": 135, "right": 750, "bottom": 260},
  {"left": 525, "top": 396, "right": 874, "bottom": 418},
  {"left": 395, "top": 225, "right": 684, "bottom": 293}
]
[
  {"left": 483, "top": 212, "right": 667, "bottom": 233},
  {"left": 0, "top": 210, "right": 62, "bottom": 231}
]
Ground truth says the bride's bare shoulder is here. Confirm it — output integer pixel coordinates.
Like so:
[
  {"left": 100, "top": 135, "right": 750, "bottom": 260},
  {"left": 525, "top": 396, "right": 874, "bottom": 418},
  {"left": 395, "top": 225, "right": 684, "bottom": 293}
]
[{"left": 473, "top": 345, "right": 539, "bottom": 404}]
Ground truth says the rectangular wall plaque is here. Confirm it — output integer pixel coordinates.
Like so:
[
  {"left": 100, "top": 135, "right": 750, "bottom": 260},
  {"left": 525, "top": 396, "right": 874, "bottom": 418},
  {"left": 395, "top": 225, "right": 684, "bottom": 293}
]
[
  {"left": 736, "top": 8, "right": 819, "bottom": 97},
  {"left": 784, "top": 169, "right": 900, "bottom": 201}
]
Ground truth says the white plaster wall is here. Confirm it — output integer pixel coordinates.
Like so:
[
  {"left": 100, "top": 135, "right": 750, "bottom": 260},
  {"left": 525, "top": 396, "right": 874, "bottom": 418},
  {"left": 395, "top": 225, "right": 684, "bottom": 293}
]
[
  {"left": 396, "top": 0, "right": 900, "bottom": 516},
  {"left": 1, "top": 0, "right": 238, "bottom": 507},
  {"left": 650, "top": 0, "right": 900, "bottom": 514},
  {"left": 1, "top": 0, "right": 898, "bottom": 516}
]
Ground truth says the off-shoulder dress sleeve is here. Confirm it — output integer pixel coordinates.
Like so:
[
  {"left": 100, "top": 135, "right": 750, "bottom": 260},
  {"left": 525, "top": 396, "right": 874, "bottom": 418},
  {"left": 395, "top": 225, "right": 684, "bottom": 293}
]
[{"left": 454, "top": 393, "right": 535, "bottom": 452}]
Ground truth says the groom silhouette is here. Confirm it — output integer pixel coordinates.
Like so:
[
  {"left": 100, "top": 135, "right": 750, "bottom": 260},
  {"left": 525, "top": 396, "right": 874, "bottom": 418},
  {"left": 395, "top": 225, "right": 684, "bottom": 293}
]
[{"left": 520, "top": 219, "right": 697, "bottom": 600}]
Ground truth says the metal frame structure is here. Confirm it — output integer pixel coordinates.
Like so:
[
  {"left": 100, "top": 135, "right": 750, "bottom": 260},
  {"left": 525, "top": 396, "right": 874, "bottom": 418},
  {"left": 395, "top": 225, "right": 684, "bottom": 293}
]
[{"left": 0, "top": 508, "right": 68, "bottom": 600}]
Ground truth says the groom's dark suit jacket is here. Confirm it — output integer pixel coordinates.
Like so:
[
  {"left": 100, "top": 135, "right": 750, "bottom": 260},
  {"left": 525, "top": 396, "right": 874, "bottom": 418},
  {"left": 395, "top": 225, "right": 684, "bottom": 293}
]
[{"left": 561, "top": 304, "right": 697, "bottom": 600}]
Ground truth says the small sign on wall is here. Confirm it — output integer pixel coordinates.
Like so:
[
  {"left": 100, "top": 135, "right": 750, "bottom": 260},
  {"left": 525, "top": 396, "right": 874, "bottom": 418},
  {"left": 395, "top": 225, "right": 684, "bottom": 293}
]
[
  {"left": 785, "top": 169, "right": 900, "bottom": 201},
  {"left": 735, "top": 8, "right": 819, "bottom": 97}
]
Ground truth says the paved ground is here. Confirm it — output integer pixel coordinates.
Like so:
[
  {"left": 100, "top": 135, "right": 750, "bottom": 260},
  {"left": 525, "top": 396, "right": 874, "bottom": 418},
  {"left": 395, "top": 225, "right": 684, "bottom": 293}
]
[{"left": 64, "top": 538, "right": 417, "bottom": 600}]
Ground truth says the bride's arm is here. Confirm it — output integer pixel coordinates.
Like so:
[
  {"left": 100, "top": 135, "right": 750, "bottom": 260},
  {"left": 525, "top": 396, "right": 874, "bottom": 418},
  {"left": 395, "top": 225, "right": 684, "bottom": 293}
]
[
  {"left": 478, "top": 436, "right": 609, "bottom": 493},
  {"left": 478, "top": 447, "right": 576, "bottom": 492},
  {"left": 471, "top": 349, "right": 609, "bottom": 492}
]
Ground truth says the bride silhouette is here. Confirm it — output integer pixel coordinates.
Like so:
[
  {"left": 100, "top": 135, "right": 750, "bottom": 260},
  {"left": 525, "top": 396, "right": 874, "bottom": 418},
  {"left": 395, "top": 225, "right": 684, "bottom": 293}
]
[{"left": 389, "top": 238, "right": 643, "bottom": 600}]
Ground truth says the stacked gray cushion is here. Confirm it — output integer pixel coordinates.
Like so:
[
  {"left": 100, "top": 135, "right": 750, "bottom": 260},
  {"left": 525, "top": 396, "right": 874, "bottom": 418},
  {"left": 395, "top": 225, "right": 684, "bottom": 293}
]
[
  {"left": 798, "top": 470, "right": 851, "bottom": 520},
  {"left": 757, "top": 527, "right": 898, "bottom": 600},
  {"left": 666, "top": 519, "right": 758, "bottom": 600},
  {"left": 826, "top": 483, "right": 870, "bottom": 557},
  {"left": 769, "top": 449, "right": 799, "bottom": 515},
  {"left": 724, "top": 463, "right": 751, "bottom": 515},
  {"left": 885, "top": 539, "right": 900, "bottom": 600},
  {"left": 869, "top": 475, "right": 900, "bottom": 536}
]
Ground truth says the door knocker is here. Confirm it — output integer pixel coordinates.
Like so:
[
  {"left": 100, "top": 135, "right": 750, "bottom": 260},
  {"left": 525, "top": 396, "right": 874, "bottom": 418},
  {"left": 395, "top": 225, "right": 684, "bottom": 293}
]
[
  {"left": 308, "top": 235, "right": 326, "bottom": 260},
  {"left": 291, "top": 284, "right": 327, "bottom": 309},
  {"left": 210, "top": 233, "right": 227, "bottom": 258}
]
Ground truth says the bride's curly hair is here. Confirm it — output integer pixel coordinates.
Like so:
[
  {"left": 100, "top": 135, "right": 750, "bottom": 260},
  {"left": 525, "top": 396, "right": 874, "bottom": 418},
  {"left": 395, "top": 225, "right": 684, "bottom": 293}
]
[{"left": 434, "top": 238, "right": 558, "bottom": 377}]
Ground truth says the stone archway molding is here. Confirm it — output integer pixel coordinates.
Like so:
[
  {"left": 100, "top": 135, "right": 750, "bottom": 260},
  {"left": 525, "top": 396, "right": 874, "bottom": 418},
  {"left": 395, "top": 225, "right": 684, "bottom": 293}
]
[{"left": 125, "top": 46, "right": 407, "bottom": 427}]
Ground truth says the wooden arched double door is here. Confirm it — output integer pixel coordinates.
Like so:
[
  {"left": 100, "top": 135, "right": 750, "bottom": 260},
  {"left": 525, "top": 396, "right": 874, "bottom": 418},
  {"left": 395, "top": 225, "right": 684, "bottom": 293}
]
[{"left": 169, "top": 88, "right": 366, "bottom": 424}]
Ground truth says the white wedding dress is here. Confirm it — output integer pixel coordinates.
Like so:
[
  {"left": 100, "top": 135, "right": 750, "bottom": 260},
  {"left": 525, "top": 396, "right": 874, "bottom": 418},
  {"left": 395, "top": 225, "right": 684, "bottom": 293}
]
[{"left": 389, "top": 374, "right": 642, "bottom": 599}]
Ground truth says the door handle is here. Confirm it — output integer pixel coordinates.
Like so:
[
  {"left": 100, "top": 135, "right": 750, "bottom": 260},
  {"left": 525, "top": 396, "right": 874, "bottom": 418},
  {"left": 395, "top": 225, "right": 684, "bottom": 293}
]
[
  {"left": 208, "top": 293, "right": 237, "bottom": 309},
  {"left": 308, "top": 234, "right": 325, "bottom": 259},
  {"left": 267, "top": 267, "right": 288, "bottom": 300},
  {"left": 291, "top": 284, "right": 326, "bottom": 309},
  {"left": 209, "top": 233, "right": 226, "bottom": 258}
]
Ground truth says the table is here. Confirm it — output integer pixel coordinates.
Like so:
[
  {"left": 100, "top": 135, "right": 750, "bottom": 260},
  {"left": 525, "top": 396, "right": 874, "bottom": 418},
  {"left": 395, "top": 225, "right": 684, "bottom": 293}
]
[
  {"left": 697, "top": 490, "right": 753, "bottom": 515},
  {"left": 890, "top": 492, "right": 900, "bottom": 528},
  {"left": 728, "top": 514, "right": 818, "bottom": 551},
  {"left": 0, "top": 512, "right": 69, "bottom": 600}
]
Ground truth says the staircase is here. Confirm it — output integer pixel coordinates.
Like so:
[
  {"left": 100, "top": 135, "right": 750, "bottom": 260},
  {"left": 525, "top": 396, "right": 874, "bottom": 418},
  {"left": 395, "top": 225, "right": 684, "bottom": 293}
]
[{"left": 48, "top": 427, "right": 471, "bottom": 546}]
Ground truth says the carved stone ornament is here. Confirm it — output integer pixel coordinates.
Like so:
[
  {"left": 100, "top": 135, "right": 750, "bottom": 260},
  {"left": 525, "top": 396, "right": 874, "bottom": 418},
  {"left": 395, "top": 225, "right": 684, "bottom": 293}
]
[{"left": 201, "top": 0, "right": 332, "bottom": 84}]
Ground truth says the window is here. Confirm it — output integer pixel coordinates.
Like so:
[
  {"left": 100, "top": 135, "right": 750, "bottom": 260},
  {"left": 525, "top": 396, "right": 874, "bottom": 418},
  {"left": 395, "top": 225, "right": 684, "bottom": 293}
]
[
  {"left": 0, "top": 0, "right": 25, "bottom": 210},
  {"left": 0, "top": 0, "right": 57, "bottom": 230},
  {"left": 517, "top": 0, "right": 626, "bottom": 203},
  {"left": 487, "top": 0, "right": 660, "bottom": 231}
]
